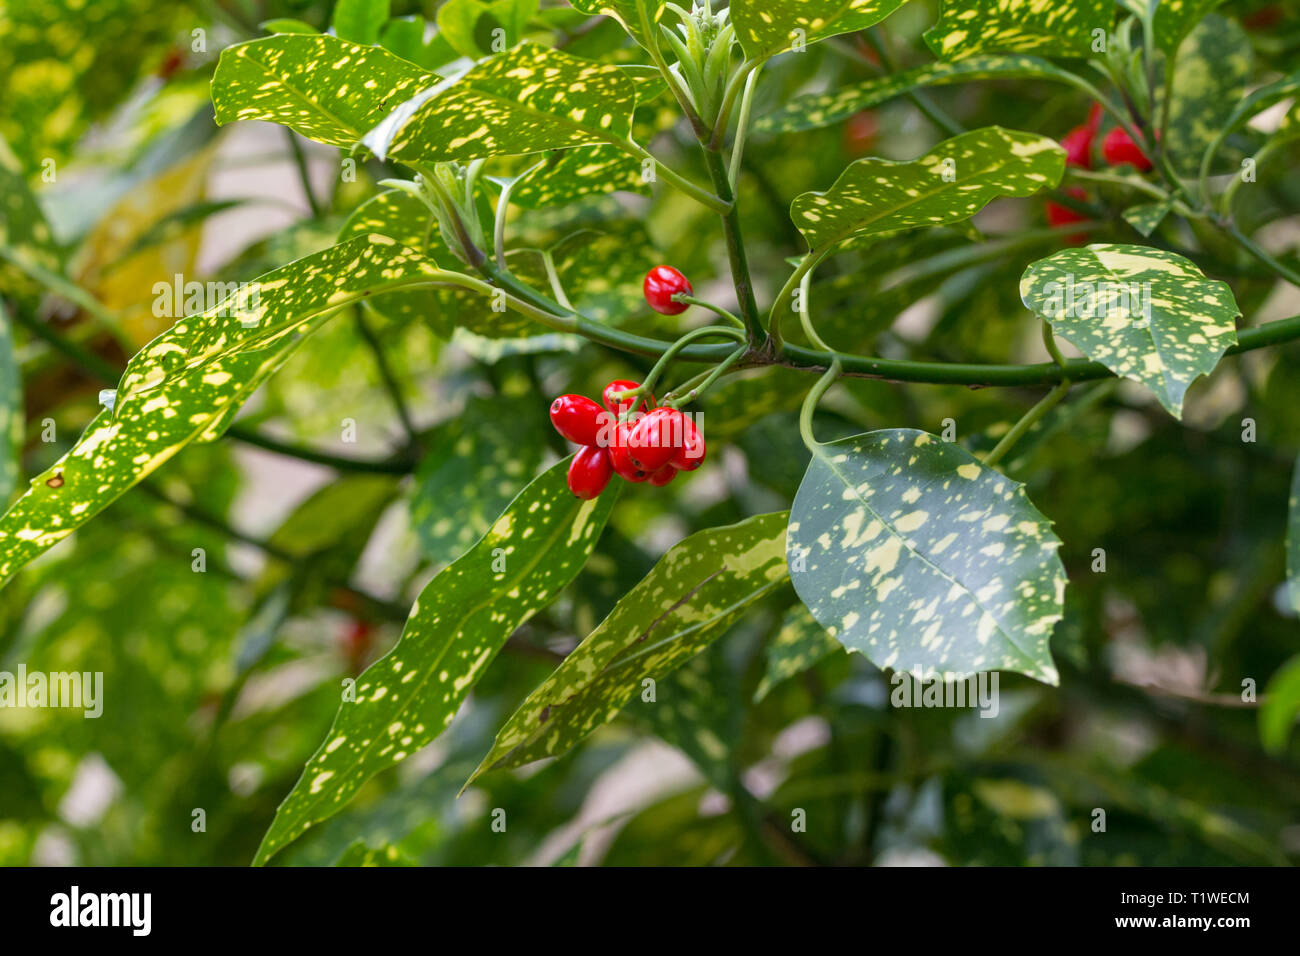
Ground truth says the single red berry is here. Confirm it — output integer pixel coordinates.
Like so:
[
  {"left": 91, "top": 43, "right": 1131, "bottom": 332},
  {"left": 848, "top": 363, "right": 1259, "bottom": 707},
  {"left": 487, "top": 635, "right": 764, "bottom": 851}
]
[
  {"left": 1059, "top": 124, "right": 1094, "bottom": 170},
  {"left": 1102, "top": 126, "right": 1152, "bottom": 172},
  {"left": 567, "top": 445, "right": 613, "bottom": 499},
  {"left": 643, "top": 265, "right": 692, "bottom": 315},
  {"left": 606, "top": 422, "right": 648, "bottom": 482},
  {"left": 1046, "top": 186, "right": 1089, "bottom": 227},
  {"left": 670, "top": 414, "right": 705, "bottom": 470},
  {"left": 843, "top": 110, "right": 878, "bottom": 157},
  {"left": 603, "top": 379, "right": 653, "bottom": 415},
  {"left": 549, "top": 394, "right": 605, "bottom": 446},
  {"left": 342, "top": 619, "right": 374, "bottom": 673},
  {"left": 628, "top": 407, "right": 683, "bottom": 472},
  {"left": 648, "top": 464, "right": 678, "bottom": 487}
]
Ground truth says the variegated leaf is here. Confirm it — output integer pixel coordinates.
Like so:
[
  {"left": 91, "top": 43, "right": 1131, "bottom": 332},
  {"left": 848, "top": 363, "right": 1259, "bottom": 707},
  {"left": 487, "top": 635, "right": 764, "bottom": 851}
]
[
  {"left": 253, "top": 457, "right": 619, "bottom": 865},
  {"left": 1151, "top": 0, "right": 1226, "bottom": 55},
  {"left": 0, "top": 323, "right": 325, "bottom": 585},
  {"left": 0, "top": 134, "right": 61, "bottom": 303},
  {"left": 0, "top": 302, "right": 20, "bottom": 504},
  {"left": 212, "top": 34, "right": 435, "bottom": 147},
  {"left": 568, "top": 0, "right": 664, "bottom": 48},
  {"left": 788, "top": 429, "right": 1065, "bottom": 684},
  {"left": 791, "top": 127, "right": 1064, "bottom": 252},
  {"left": 367, "top": 43, "right": 640, "bottom": 166},
  {"left": 754, "top": 603, "right": 841, "bottom": 702},
  {"left": 466, "top": 512, "right": 790, "bottom": 782},
  {"left": 1122, "top": 200, "right": 1172, "bottom": 237},
  {"left": 1164, "top": 15, "right": 1252, "bottom": 176},
  {"left": 730, "top": 0, "right": 905, "bottom": 61},
  {"left": 755, "top": 55, "right": 1077, "bottom": 134},
  {"left": 1020, "top": 244, "right": 1240, "bottom": 417},
  {"left": 119, "top": 236, "right": 443, "bottom": 404},
  {"left": 511, "top": 145, "right": 647, "bottom": 208},
  {"left": 411, "top": 393, "right": 547, "bottom": 564},
  {"left": 924, "top": 0, "right": 1112, "bottom": 60}
]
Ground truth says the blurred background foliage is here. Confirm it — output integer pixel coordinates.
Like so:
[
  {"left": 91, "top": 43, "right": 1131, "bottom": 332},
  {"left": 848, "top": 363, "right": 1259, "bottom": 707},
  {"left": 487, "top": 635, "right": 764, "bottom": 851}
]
[{"left": 0, "top": 0, "right": 1299, "bottom": 866}]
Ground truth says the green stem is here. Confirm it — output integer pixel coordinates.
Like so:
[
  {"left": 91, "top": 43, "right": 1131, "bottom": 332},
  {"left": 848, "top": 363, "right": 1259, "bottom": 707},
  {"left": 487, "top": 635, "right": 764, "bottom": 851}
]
[
  {"left": 284, "top": 127, "right": 322, "bottom": 219},
  {"left": 663, "top": 345, "right": 746, "bottom": 407},
  {"left": 769, "top": 247, "right": 831, "bottom": 352},
  {"left": 674, "top": 294, "right": 744, "bottom": 328},
  {"left": 637, "top": 0, "right": 708, "bottom": 137},
  {"left": 1041, "top": 319, "right": 1068, "bottom": 369},
  {"left": 797, "top": 268, "right": 831, "bottom": 352},
  {"left": 494, "top": 160, "right": 544, "bottom": 269},
  {"left": 709, "top": 59, "right": 758, "bottom": 150},
  {"left": 798, "top": 359, "right": 842, "bottom": 451},
  {"left": 639, "top": 325, "right": 746, "bottom": 399},
  {"left": 728, "top": 66, "right": 761, "bottom": 187},
  {"left": 627, "top": 141, "right": 730, "bottom": 213},
  {"left": 983, "top": 380, "right": 1072, "bottom": 467},
  {"left": 355, "top": 305, "right": 419, "bottom": 448},
  {"left": 701, "top": 147, "right": 763, "bottom": 345},
  {"left": 1224, "top": 223, "right": 1300, "bottom": 288}
]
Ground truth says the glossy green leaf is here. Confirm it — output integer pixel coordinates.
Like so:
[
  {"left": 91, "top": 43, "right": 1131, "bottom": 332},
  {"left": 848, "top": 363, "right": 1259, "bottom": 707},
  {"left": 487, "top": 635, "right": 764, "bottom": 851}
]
[
  {"left": 1260, "top": 654, "right": 1300, "bottom": 754},
  {"left": 1020, "top": 244, "right": 1240, "bottom": 417},
  {"left": 212, "top": 34, "right": 435, "bottom": 147},
  {"left": 568, "top": 0, "right": 663, "bottom": 48},
  {"left": 0, "top": 324, "right": 328, "bottom": 586},
  {"left": 511, "top": 145, "right": 647, "bottom": 208},
  {"left": 368, "top": 43, "right": 640, "bottom": 165},
  {"left": 1152, "top": 0, "right": 1226, "bottom": 55},
  {"left": 791, "top": 127, "right": 1064, "bottom": 252},
  {"left": 437, "top": 0, "right": 538, "bottom": 58},
  {"left": 754, "top": 603, "right": 841, "bottom": 702},
  {"left": 1202, "top": 68, "right": 1300, "bottom": 176},
  {"left": 924, "top": 0, "right": 1112, "bottom": 60},
  {"left": 380, "top": 17, "right": 459, "bottom": 71},
  {"left": 756, "top": 55, "right": 1078, "bottom": 134},
  {"left": 731, "top": 0, "right": 905, "bottom": 61},
  {"left": 252, "top": 457, "right": 618, "bottom": 864},
  {"left": 118, "top": 236, "right": 443, "bottom": 404},
  {"left": 788, "top": 429, "right": 1065, "bottom": 683},
  {"left": 1164, "top": 15, "right": 1252, "bottom": 176},
  {"left": 260, "top": 18, "right": 319, "bottom": 34},
  {"left": 333, "top": 840, "right": 415, "bottom": 866},
  {"left": 332, "top": 0, "right": 390, "bottom": 45},
  {"left": 467, "top": 512, "right": 790, "bottom": 781},
  {"left": 411, "top": 394, "right": 547, "bottom": 564},
  {"left": 0, "top": 134, "right": 61, "bottom": 301},
  {"left": 1122, "top": 200, "right": 1172, "bottom": 237},
  {"left": 0, "top": 302, "right": 21, "bottom": 504}
]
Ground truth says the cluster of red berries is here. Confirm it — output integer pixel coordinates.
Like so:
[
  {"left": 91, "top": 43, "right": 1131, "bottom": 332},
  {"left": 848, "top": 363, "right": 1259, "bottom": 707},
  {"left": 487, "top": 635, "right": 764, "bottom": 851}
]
[
  {"left": 1048, "top": 104, "right": 1154, "bottom": 233},
  {"left": 551, "top": 380, "right": 706, "bottom": 499}
]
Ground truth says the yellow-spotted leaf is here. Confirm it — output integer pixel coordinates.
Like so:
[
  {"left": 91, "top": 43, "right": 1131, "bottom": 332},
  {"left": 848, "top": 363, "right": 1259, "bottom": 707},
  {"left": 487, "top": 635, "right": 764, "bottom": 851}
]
[
  {"left": 212, "top": 34, "right": 435, "bottom": 147},
  {"left": 253, "top": 458, "right": 618, "bottom": 865},
  {"left": 510, "top": 145, "right": 647, "bottom": 208},
  {"left": 0, "top": 321, "right": 328, "bottom": 585},
  {"left": 788, "top": 429, "right": 1065, "bottom": 684},
  {"left": 466, "top": 512, "right": 789, "bottom": 782},
  {"left": 791, "top": 127, "right": 1064, "bottom": 252},
  {"left": 0, "top": 302, "right": 20, "bottom": 504},
  {"left": 1020, "top": 244, "right": 1240, "bottom": 417},
  {"left": 0, "top": 134, "right": 61, "bottom": 303},
  {"left": 366, "top": 43, "right": 640, "bottom": 166},
  {"left": 1122, "top": 200, "right": 1172, "bottom": 237},
  {"left": 568, "top": 0, "right": 664, "bottom": 48},
  {"left": 754, "top": 603, "right": 841, "bottom": 702},
  {"left": 730, "top": 0, "right": 905, "bottom": 61},
  {"left": 118, "top": 236, "right": 444, "bottom": 405},
  {"left": 924, "top": 0, "right": 1112, "bottom": 60},
  {"left": 756, "top": 55, "right": 1078, "bottom": 134},
  {"left": 1164, "top": 15, "right": 1252, "bottom": 177},
  {"left": 1152, "top": 0, "right": 1226, "bottom": 55}
]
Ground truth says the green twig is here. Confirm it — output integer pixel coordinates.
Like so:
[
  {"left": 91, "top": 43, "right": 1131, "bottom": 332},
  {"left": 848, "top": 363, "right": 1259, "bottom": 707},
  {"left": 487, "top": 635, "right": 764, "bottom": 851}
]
[{"left": 984, "top": 380, "right": 1072, "bottom": 467}]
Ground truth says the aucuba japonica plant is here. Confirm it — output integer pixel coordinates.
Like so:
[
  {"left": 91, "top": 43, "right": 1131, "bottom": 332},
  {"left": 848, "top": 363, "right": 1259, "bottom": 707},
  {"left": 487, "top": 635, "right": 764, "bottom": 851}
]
[{"left": 3, "top": 0, "right": 1300, "bottom": 868}]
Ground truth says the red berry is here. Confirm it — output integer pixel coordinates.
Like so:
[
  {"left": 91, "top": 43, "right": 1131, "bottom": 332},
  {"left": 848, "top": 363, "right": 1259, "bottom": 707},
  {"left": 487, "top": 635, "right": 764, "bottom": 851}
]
[
  {"left": 606, "top": 422, "right": 648, "bottom": 482},
  {"left": 1046, "top": 187, "right": 1089, "bottom": 227},
  {"left": 602, "top": 379, "right": 652, "bottom": 415},
  {"left": 1101, "top": 126, "right": 1152, "bottom": 172},
  {"left": 567, "top": 445, "right": 613, "bottom": 499},
  {"left": 843, "top": 110, "right": 878, "bottom": 157},
  {"left": 669, "top": 414, "right": 705, "bottom": 470},
  {"left": 1059, "top": 124, "right": 1093, "bottom": 170},
  {"left": 648, "top": 464, "right": 678, "bottom": 487},
  {"left": 549, "top": 394, "right": 605, "bottom": 446},
  {"left": 342, "top": 619, "right": 374, "bottom": 673},
  {"left": 628, "top": 407, "right": 683, "bottom": 472},
  {"left": 643, "top": 266, "right": 692, "bottom": 315}
]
